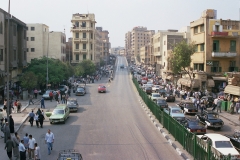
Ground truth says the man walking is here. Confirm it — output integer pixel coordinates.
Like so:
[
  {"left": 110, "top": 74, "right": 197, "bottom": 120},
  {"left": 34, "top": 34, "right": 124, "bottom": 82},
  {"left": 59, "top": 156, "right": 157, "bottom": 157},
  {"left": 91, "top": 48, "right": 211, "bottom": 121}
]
[
  {"left": 216, "top": 97, "right": 222, "bottom": 113},
  {"left": 29, "top": 94, "right": 34, "bottom": 105},
  {"left": 19, "top": 139, "right": 26, "bottom": 160},
  {"left": 34, "top": 143, "right": 41, "bottom": 160},
  {"left": 49, "top": 91, "right": 53, "bottom": 102},
  {"left": 40, "top": 97, "right": 45, "bottom": 109},
  {"left": 5, "top": 136, "right": 14, "bottom": 160},
  {"left": 28, "top": 110, "right": 35, "bottom": 127},
  {"left": 45, "top": 129, "right": 54, "bottom": 155},
  {"left": 23, "top": 133, "right": 29, "bottom": 158},
  {"left": 28, "top": 134, "right": 36, "bottom": 159}
]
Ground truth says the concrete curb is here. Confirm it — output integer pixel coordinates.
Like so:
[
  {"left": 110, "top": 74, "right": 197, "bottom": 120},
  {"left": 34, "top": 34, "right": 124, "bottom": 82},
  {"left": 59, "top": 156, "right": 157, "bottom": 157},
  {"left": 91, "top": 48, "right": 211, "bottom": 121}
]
[
  {"left": 138, "top": 99, "right": 190, "bottom": 160},
  {"left": 15, "top": 99, "right": 41, "bottom": 132}
]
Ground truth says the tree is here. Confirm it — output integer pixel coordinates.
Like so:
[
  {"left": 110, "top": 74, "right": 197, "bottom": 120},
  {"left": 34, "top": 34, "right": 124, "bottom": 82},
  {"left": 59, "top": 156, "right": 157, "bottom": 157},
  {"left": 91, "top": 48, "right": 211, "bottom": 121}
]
[
  {"left": 80, "top": 60, "right": 96, "bottom": 76},
  {"left": 169, "top": 40, "right": 196, "bottom": 80},
  {"left": 75, "top": 65, "right": 84, "bottom": 77},
  {"left": 20, "top": 71, "right": 38, "bottom": 90}
]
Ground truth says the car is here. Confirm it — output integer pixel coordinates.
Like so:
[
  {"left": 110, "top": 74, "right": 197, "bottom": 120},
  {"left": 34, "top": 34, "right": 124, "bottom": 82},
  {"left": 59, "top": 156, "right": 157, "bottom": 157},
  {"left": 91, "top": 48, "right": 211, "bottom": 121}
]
[
  {"left": 177, "top": 101, "right": 198, "bottom": 114},
  {"left": 42, "top": 90, "right": 55, "bottom": 100},
  {"left": 58, "top": 85, "right": 67, "bottom": 92},
  {"left": 183, "top": 119, "right": 206, "bottom": 135},
  {"left": 196, "top": 110, "right": 224, "bottom": 129},
  {"left": 156, "top": 99, "right": 168, "bottom": 109},
  {"left": 146, "top": 81, "right": 153, "bottom": 87},
  {"left": 152, "top": 85, "right": 160, "bottom": 92},
  {"left": 164, "top": 106, "right": 185, "bottom": 122},
  {"left": 144, "top": 87, "right": 152, "bottom": 94},
  {"left": 67, "top": 98, "right": 78, "bottom": 112},
  {"left": 141, "top": 79, "right": 147, "bottom": 85},
  {"left": 197, "top": 134, "right": 240, "bottom": 159},
  {"left": 200, "top": 96, "right": 214, "bottom": 108},
  {"left": 165, "top": 93, "right": 175, "bottom": 102},
  {"left": 75, "top": 87, "right": 86, "bottom": 96},
  {"left": 120, "top": 64, "right": 124, "bottom": 68},
  {"left": 98, "top": 85, "right": 106, "bottom": 93},
  {"left": 47, "top": 104, "right": 70, "bottom": 124},
  {"left": 150, "top": 93, "right": 161, "bottom": 101},
  {"left": 159, "top": 88, "right": 167, "bottom": 97}
]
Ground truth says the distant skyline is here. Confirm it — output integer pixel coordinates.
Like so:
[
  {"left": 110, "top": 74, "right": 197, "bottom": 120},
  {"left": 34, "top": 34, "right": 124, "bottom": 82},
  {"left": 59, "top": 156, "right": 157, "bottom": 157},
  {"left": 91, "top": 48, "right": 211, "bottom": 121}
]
[{"left": 2, "top": 0, "right": 240, "bottom": 47}]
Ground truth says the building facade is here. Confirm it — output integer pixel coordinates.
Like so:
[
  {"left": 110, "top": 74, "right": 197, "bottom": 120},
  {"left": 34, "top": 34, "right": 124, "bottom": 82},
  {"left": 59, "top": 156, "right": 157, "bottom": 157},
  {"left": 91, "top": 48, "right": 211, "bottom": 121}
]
[
  {"left": 66, "top": 38, "right": 72, "bottom": 63},
  {"left": 96, "top": 27, "right": 110, "bottom": 62}
]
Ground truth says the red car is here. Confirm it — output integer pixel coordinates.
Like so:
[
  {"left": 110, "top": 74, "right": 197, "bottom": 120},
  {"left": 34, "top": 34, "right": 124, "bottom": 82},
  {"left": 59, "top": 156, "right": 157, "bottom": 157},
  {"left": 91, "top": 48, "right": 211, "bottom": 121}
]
[{"left": 98, "top": 85, "right": 106, "bottom": 93}]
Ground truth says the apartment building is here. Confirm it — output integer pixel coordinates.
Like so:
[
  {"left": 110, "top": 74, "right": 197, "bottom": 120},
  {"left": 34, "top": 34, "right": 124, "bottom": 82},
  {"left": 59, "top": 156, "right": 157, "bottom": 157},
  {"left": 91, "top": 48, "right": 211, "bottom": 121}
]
[
  {"left": 125, "top": 31, "right": 131, "bottom": 55},
  {"left": 140, "top": 44, "right": 151, "bottom": 64},
  {"left": 190, "top": 9, "right": 240, "bottom": 92},
  {"left": 66, "top": 38, "right": 72, "bottom": 62},
  {"left": 96, "top": 27, "right": 110, "bottom": 63},
  {"left": 26, "top": 23, "right": 66, "bottom": 62},
  {"left": 0, "top": 8, "right": 27, "bottom": 98},
  {"left": 71, "top": 13, "right": 96, "bottom": 64}
]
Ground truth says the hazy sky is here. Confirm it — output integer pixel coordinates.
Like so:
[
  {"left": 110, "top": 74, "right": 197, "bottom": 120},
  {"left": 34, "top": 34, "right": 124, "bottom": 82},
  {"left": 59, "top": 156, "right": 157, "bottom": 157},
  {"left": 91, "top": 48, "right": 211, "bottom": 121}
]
[{"left": 1, "top": 0, "right": 240, "bottom": 47}]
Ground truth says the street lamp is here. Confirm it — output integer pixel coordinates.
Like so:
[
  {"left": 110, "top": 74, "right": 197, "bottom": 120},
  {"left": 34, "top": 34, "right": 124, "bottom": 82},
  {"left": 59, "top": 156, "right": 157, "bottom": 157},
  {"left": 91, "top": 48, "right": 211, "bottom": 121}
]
[
  {"left": 6, "top": 0, "right": 10, "bottom": 121},
  {"left": 47, "top": 31, "right": 53, "bottom": 89}
]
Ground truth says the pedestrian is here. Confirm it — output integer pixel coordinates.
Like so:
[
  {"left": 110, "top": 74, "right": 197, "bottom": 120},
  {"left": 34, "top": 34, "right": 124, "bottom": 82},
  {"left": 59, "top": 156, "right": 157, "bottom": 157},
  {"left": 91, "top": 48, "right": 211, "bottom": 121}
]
[
  {"left": 28, "top": 110, "right": 35, "bottom": 127},
  {"left": 34, "top": 113, "right": 39, "bottom": 128},
  {"left": 212, "top": 98, "right": 218, "bottom": 112},
  {"left": 45, "top": 129, "right": 54, "bottom": 155},
  {"left": 4, "top": 121, "right": 10, "bottom": 143},
  {"left": 230, "top": 100, "right": 235, "bottom": 114},
  {"left": 34, "top": 143, "right": 41, "bottom": 160},
  {"left": 49, "top": 91, "right": 53, "bottom": 102},
  {"left": 38, "top": 113, "right": 45, "bottom": 128},
  {"left": 13, "top": 100, "right": 18, "bottom": 113},
  {"left": 9, "top": 115, "right": 14, "bottom": 134},
  {"left": 28, "top": 134, "right": 36, "bottom": 159},
  {"left": 3, "top": 98, "right": 7, "bottom": 111},
  {"left": 200, "top": 99, "right": 204, "bottom": 114},
  {"left": 40, "top": 97, "right": 45, "bottom": 109},
  {"left": 36, "top": 108, "right": 42, "bottom": 115},
  {"left": 23, "top": 133, "right": 29, "bottom": 157},
  {"left": 19, "top": 139, "right": 26, "bottom": 160},
  {"left": 5, "top": 136, "right": 14, "bottom": 159},
  {"left": 17, "top": 100, "right": 22, "bottom": 113},
  {"left": 216, "top": 98, "right": 222, "bottom": 113},
  {"left": 55, "top": 92, "right": 58, "bottom": 101},
  {"left": 0, "top": 118, "right": 4, "bottom": 138},
  {"left": 34, "top": 89, "right": 38, "bottom": 99},
  {"left": 236, "top": 100, "right": 240, "bottom": 114},
  {"left": 61, "top": 93, "right": 66, "bottom": 104},
  {"left": 29, "top": 94, "right": 34, "bottom": 105},
  {"left": 12, "top": 132, "right": 20, "bottom": 159}
]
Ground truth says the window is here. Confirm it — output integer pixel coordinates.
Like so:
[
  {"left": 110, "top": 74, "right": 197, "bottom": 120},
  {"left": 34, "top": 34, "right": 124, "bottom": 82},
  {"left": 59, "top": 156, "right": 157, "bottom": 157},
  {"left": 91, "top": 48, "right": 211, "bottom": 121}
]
[
  {"left": 31, "top": 37, "right": 35, "bottom": 41},
  {"left": 75, "top": 33, "right": 79, "bottom": 38},
  {"left": 83, "top": 33, "right": 86, "bottom": 38},
  {"left": 229, "top": 61, "right": 238, "bottom": 72},
  {"left": 83, "top": 44, "right": 86, "bottom": 49},
  {"left": 91, "top": 33, "right": 93, "bottom": 39},
  {"left": 194, "top": 26, "right": 198, "bottom": 34},
  {"left": 83, "top": 54, "right": 86, "bottom": 60},
  {"left": 0, "top": 49, "right": 3, "bottom": 61},
  {"left": 14, "top": 50, "right": 16, "bottom": 60},
  {"left": 31, "top": 48, "right": 35, "bottom": 52},
  {"left": 0, "top": 21, "right": 2, "bottom": 34},
  {"left": 194, "top": 63, "right": 204, "bottom": 71},
  {"left": 26, "top": 37, "right": 28, "bottom": 41},
  {"left": 75, "top": 44, "right": 79, "bottom": 49},
  {"left": 31, "top": 27, "right": 35, "bottom": 31},
  {"left": 90, "top": 54, "right": 92, "bottom": 60},
  {"left": 90, "top": 44, "right": 93, "bottom": 50},
  {"left": 211, "top": 61, "right": 221, "bottom": 72},
  {"left": 200, "top": 25, "right": 204, "bottom": 32},
  {"left": 81, "top": 21, "right": 86, "bottom": 27},
  {"left": 76, "top": 54, "right": 79, "bottom": 60},
  {"left": 213, "top": 40, "right": 219, "bottom": 52},
  {"left": 75, "top": 22, "right": 79, "bottom": 27},
  {"left": 26, "top": 48, "right": 28, "bottom": 52},
  {"left": 200, "top": 43, "right": 204, "bottom": 51},
  {"left": 230, "top": 40, "right": 236, "bottom": 52},
  {"left": 13, "top": 25, "right": 16, "bottom": 36},
  {"left": 91, "top": 23, "right": 93, "bottom": 27}
]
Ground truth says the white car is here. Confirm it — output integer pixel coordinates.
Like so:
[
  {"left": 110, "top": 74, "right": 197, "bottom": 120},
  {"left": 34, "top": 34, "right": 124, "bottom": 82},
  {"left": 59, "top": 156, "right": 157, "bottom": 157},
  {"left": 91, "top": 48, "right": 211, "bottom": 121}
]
[
  {"left": 146, "top": 82, "right": 153, "bottom": 87},
  {"left": 150, "top": 93, "right": 161, "bottom": 101},
  {"left": 152, "top": 85, "right": 160, "bottom": 92},
  {"left": 197, "top": 134, "right": 240, "bottom": 159}
]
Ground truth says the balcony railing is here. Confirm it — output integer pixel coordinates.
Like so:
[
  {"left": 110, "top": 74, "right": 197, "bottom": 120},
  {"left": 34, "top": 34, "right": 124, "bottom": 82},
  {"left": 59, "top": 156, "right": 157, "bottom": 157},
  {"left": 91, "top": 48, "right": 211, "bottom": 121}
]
[
  {"left": 81, "top": 38, "right": 88, "bottom": 42},
  {"left": 211, "top": 31, "right": 228, "bottom": 36},
  {"left": 81, "top": 49, "right": 88, "bottom": 52},
  {"left": 74, "top": 38, "right": 80, "bottom": 42},
  {"left": 71, "top": 27, "right": 93, "bottom": 31},
  {"left": 212, "top": 51, "right": 237, "bottom": 57}
]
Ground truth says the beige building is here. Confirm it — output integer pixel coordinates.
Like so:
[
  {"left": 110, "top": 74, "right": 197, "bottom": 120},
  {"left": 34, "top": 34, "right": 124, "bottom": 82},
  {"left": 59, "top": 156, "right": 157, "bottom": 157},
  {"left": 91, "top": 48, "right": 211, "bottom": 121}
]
[
  {"left": 125, "top": 31, "right": 131, "bottom": 55},
  {"left": 140, "top": 44, "right": 151, "bottom": 65},
  {"left": 71, "top": 13, "right": 97, "bottom": 63},
  {"left": 96, "top": 27, "right": 110, "bottom": 62},
  {"left": 118, "top": 49, "right": 125, "bottom": 55},
  {"left": 26, "top": 23, "right": 66, "bottom": 62}
]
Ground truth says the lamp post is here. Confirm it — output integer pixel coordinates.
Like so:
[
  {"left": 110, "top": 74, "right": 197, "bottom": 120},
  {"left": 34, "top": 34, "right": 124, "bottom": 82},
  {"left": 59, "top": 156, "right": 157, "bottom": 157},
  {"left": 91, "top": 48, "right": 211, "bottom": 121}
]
[
  {"left": 47, "top": 31, "right": 53, "bottom": 89},
  {"left": 6, "top": 0, "right": 10, "bottom": 121}
]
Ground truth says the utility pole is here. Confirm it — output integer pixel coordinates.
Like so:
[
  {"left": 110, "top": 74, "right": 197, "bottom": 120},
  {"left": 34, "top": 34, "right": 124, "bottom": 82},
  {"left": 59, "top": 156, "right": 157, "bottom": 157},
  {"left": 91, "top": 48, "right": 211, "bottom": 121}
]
[{"left": 6, "top": 0, "right": 10, "bottom": 121}]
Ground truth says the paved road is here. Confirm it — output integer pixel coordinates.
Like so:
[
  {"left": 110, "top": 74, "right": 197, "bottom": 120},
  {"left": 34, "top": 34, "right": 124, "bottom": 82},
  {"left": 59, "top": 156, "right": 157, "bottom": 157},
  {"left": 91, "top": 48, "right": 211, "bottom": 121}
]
[{"left": 17, "top": 56, "right": 186, "bottom": 160}]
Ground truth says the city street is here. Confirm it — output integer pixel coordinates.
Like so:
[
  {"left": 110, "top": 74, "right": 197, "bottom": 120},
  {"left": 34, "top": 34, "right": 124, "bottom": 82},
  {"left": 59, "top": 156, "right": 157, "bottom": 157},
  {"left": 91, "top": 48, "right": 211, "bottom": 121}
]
[{"left": 16, "top": 56, "right": 187, "bottom": 160}]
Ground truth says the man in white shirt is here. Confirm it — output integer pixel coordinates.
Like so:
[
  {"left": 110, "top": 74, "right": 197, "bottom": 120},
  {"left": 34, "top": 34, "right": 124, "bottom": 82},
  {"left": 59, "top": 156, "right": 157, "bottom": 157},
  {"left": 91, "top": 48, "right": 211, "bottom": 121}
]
[
  {"left": 28, "top": 134, "right": 36, "bottom": 159},
  {"left": 45, "top": 129, "right": 54, "bottom": 155},
  {"left": 19, "top": 139, "right": 26, "bottom": 160},
  {"left": 34, "top": 143, "right": 41, "bottom": 160}
]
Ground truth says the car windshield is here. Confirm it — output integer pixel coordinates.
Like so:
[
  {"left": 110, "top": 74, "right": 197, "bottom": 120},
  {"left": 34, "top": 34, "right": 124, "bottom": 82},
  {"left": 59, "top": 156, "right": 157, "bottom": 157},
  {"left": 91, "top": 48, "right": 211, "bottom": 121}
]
[
  {"left": 157, "top": 100, "right": 166, "bottom": 103},
  {"left": 153, "top": 94, "right": 160, "bottom": 97},
  {"left": 208, "top": 114, "right": 219, "bottom": 119},
  {"left": 77, "top": 88, "right": 84, "bottom": 91},
  {"left": 172, "top": 109, "right": 182, "bottom": 113},
  {"left": 67, "top": 101, "right": 77, "bottom": 105},
  {"left": 189, "top": 121, "right": 199, "bottom": 126},
  {"left": 186, "top": 104, "right": 195, "bottom": 108},
  {"left": 215, "top": 141, "right": 233, "bottom": 148},
  {"left": 52, "top": 109, "right": 64, "bottom": 115}
]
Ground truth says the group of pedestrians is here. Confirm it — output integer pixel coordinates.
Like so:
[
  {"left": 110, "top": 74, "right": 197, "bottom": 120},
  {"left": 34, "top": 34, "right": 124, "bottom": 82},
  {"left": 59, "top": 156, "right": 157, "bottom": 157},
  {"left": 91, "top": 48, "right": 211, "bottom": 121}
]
[
  {"left": 28, "top": 108, "right": 45, "bottom": 128},
  {"left": 4, "top": 129, "right": 54, "bottom": 160}
]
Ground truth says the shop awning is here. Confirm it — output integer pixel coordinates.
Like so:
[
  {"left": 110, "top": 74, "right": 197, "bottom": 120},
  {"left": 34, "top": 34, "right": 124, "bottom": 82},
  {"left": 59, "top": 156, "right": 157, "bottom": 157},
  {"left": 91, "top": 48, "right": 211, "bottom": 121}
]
[
  {"left": 212, "top": 76, "right": 227, "bottom": 81},
  {"left": 166, "top": 76, "right": 172, "bottom": 80},
  {"left": 224, "top": 85, "right": 240, "bottom": 96},
  {"left": 177, "top": 78, "right": 200, "bottom": 88},
  {"left": 207, "top": 79, "right": 215, "bottom": 87}
]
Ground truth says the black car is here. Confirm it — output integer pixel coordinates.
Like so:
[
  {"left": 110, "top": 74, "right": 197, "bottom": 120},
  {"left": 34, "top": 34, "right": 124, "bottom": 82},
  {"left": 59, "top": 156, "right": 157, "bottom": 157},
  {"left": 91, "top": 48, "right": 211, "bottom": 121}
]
[
  {"left": 67, "top": 98, "right": 78, "bottom": 112},
  {"left": 165, "top": 93, "right": 175, "bottom": 102},
  {"left": 158, "top": 88, "right": 167, "bottom": 97},
  {"left": 75, "top": 87, "right": 86, "bottom": 96},
  {"left": 200, "top": 96, "right": 214, "bottom": 108},
  {"left": 177, "top": 101, "right": 198, "bottom": 114},
  {"left": 144, "top": 87, "right": 152, "bottom": 94},
  {"left": 183, "top": 119, "right": 206, "bottom": 135},
  {"left": 196, "top": 110, "right": 224, "bottom": 129},
  {"left": 156, "top": 99, "right": 168, "bottom": 109}
]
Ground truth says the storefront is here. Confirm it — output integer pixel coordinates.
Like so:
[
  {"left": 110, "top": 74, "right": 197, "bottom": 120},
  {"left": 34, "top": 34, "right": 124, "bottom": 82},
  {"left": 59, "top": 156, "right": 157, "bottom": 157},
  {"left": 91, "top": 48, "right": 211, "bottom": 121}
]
[
  {"left": 177, "top": 78, "right": 200, "bottom": 90},
  {"left": 212, "top": 76, "right": 227, "bottom": 93},
  {"left": 224, "top": 85, "right": 240, "bottom": 96}
]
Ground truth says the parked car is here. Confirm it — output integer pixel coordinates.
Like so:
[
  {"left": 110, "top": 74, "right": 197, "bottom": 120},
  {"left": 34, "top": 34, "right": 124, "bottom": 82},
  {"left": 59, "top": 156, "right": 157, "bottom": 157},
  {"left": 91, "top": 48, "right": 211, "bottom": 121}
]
[
  {"left": 98, "top": 85, "right": 106, "bottom": 93},
  {"left": 150, "top": 93, "right": 161, "bottom": 101},
  {"left": 144, "top": 87, "right": 152, "bottom": 94},
  {"left": 225, "top": 130, "right": 240, "bottom": 151},
  {"left": 177, "top": 101, "right": 198, "bottom": 114},
  {"left": 164, "top": 106, "right": 185, "bottom": 122},
  {"left": 196, "top": 110, "right": 224, "bottom": 129},
  {"left": 42, "top": 90, "right": 55, "bottom": 100},
  {"left": 58, "top": 85, "right": 67, "bottom": 92},
  {"left": 156, "top": 99, "right": 168, "bottom": 109},
  {"left": 152, "top": 85, "right": 160, "bottom": 92},
  {"left": 197, "top": 134, "right": 240, "bottom": 159},
  {"left": 200, "top": 96, "right": 214, "bottom": 108},
  {"left": 183, "top": 119, "right": 206, "bottom": 135},
  {"left": 159, "top": 88, "right": 167, "bottom": 97},
  {"left": 75, "top": 87, "right": 86, "bottom": 96},
  {"left": 67, "top": 98, "right": 78, "bottom": 112},
  {"left": 165, "top": 93, "right": 175, "bottom": 102},
  {"left": 47, "top": 104, "right": 70, "bottom": 124}
]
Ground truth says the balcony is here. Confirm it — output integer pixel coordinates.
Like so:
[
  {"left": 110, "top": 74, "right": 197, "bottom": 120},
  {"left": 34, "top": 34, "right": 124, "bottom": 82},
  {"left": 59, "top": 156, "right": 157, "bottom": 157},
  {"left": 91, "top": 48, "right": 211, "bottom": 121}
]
[
  {"left": 71, "top": 27, "right": 93, "bottom": 32},
  {"left": 73, "top": 49, "right": 80, "bottom": 53},
  {"left": 74, "top": 38, "right": 80, "bottom": 42},
  {"left": 212, "top": 51, "right": 237, "bottom": 58},
  {"left": 81, "top": 38, "right": 88, "bottom": 42},
  {"left": 211, "top": 31, "right": 238, "bottom": 38},
  {"left": 81, "top": 49, "right": 88, "bottom": 53}
]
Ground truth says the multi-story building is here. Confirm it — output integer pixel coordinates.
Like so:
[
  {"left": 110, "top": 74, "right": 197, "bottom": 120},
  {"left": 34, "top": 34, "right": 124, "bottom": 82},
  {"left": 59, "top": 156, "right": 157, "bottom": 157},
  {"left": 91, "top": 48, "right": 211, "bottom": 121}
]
[
  {"left": 118, "top": 49, "right": 125, "bottom": 55},
  {"left": 26, "top": 23, "right": 66, "bottom": 62},
  {"left": 66, "top": 38, "right": 72, "bottom": 63},
  {"left": 190, "top": 9, "right": 240, "bottom": 91},
  {"left": 109, "top": 46, "right": 124, "bottom": 55},
  {"left": 0, "top": 8, "right": 27, "bottom": 99},
  {"left": 71, "top": 13, "right": 96, "bottom": 64},
  {"left": 96, "top": 27, "right": 110, "bottom": 63},
  {"left": 125, "top": 31, "right": 131, "bottom": 55},
  {"left": 140, "top": 44, "right": 151, "bottom": 65}
]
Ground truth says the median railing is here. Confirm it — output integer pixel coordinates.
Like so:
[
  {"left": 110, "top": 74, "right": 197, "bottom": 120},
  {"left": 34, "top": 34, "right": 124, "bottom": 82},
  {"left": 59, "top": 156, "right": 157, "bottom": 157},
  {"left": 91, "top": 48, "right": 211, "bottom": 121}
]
[{"left": 132, "top": 77, "right": 232, "bottom": 160}]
